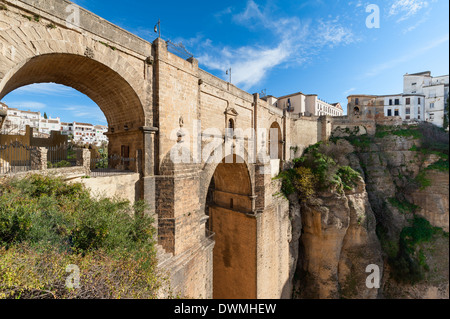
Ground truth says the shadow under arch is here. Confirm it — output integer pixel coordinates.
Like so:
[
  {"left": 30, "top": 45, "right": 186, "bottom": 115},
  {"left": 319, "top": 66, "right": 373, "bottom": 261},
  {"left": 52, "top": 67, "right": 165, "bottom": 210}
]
[
  {"left": 0, "top": 53, "right": 146, "bottom": 130},
  {"left": 0, "top": 53, "right": 147, "bottom": 172},
  {"left": 204, "top": 153, "right": 257, "bottom": 299}
]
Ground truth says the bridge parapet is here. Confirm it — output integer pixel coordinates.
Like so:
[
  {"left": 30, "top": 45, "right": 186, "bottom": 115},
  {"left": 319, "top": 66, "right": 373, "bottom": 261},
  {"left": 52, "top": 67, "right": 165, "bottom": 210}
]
[{"left": 4, "top": 0, "right": 152, "bottom": 58}]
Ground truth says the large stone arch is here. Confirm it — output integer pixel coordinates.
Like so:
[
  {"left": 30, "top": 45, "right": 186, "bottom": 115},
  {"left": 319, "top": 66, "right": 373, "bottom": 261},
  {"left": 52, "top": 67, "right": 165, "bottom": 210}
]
[
  {"left": 0, "top": 20, "right": 148, "bottom": 127},
  {"left": 0, "top": 53, "right": 145, "bottom": 129},
  {"left": 0, "top": 22, "right": 150, "bottom": 171},
  {"left": 204, "top": 153, "right": 257, "bottom": 299}
]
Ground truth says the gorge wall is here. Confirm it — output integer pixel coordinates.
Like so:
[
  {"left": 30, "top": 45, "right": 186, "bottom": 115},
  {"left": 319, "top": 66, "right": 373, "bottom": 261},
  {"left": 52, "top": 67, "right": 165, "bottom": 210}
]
[{"left": 287, "top": 124, "right": 449, "bottom": 299}]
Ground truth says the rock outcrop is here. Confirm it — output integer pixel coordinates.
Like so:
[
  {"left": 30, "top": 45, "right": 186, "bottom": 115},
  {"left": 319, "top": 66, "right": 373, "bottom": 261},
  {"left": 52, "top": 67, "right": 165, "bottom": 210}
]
[
  {"left": 291, "top": 128, "right": 449, "bottom": 299},
  {"left": 294, "top": 177, "right": 383, "bottom": 299}
]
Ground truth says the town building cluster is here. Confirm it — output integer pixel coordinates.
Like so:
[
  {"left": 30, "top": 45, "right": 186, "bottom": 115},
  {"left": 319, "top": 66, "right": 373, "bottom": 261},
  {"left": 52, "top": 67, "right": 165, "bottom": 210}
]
[
  {"left": 349, "top": 71, "right": 449, "bottom": 128},
  {"left": 0, "top": 106, "right": 108, "bottom": 146},
  {"left": 263, "top": 92, "right": 344, "bottom": 117}
]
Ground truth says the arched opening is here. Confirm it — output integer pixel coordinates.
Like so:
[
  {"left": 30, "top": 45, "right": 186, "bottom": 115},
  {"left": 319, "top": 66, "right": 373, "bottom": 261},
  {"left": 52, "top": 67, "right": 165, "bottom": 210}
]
[
  {"left": 269, "top": 122, "right": 283, "bottom": 160},
  {"left": 0, "top": 53, "right": 146, "bottom": 172},
  {"left": 353, "top": 106, "right": 360, "bottom": 116},
  {"left": 205, "top": 154, "right": 256, "bottom": 299},
  {"left": 228, "top": 118, "right": 235, "bottom": 130}
]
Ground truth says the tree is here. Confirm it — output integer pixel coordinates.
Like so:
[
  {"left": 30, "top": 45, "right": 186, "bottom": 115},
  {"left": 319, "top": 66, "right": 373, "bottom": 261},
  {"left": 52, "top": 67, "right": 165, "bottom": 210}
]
[{"left": 43, "top": 112, "right": 48, "bottom": 119}]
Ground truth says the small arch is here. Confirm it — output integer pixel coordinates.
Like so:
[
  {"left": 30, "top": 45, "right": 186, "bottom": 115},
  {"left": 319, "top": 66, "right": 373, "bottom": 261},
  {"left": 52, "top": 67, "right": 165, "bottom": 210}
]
[
  {"left": 269, "top": 121, "right": 283, "bottom": 160},
  {"left": 228, "top": 118, "right": 235, "bottom": 130}
]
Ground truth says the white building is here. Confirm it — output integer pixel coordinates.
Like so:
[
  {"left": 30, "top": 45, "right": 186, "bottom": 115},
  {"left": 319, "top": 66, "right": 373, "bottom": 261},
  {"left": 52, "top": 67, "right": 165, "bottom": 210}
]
[
  {"left": 403, "top": 71, "right": 449, "bottom": 127},
  {"left": 1, "top": 108, "right": 41, "bottom": 135},
  {"left": 39, "top": 117, "right": 61, "bottom": 135},
  {"left": 382, "top": 93, "right": 425, "bottom": 122},
  {"left": 350, "top": 71, "right": 449, "bottom": 127},
  {"left": 60, "top": 122, "right": 74, "bottom": 137},
  {"left": 0, "top": 104, "right": 110, "bottom": 144},
  {"left": 264, "top": 92, "right": 343, "bottom": 117},
  {"left": 73, "top": 122, "right": 96, "bottom": 144},
  {"left": 94, "top": 125, "right": 108, "bottom": 145}
]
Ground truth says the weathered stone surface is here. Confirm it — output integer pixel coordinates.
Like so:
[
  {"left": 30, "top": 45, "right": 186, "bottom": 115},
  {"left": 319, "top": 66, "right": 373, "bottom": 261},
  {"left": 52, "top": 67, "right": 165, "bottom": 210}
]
[
  {"left": 410, "top": 170, "right": 449, "bottom": 232},
  {"left": 294, "top": 177, "right": 383, "bottom": 299}
]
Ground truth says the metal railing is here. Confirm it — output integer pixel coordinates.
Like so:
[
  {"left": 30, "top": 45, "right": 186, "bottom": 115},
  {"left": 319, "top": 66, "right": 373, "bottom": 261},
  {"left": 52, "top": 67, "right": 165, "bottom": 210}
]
[
  {"left": 166, "top": 40, "right": 194, "bottom": 60},
  {"left": 46, "top": 143, "right": 79, "bottom": 168},
  {"left": 0, "top": 141, "right": 38, "bottom": 175},
  {"left": 90, "top": 154, "right": 136, "bottom": 177}
]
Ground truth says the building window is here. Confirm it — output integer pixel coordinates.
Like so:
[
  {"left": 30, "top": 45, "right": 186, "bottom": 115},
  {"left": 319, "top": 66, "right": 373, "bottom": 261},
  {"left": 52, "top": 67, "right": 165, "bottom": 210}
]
[
  {"left": 395, "top": 99, "right": 400, "bottom": 105},
  {"left": 387, "top": 109, "right": 392, "bottom": 116},
  {"left": 430, "top": 103, "right": 435, "bottom": 109},
  {"left": 406, "top": 108, "right": 411, "bottom": 115},
  {"left": 406, "top": 98, "right": 410, "bottom": 105},
  {"left": 395, "top": 109, "right": 399, "bottom": 116},
  {"left": 389, "top": 99, "right": 393, "bottom": 106},
  {"left": 355, "top": 98, "right": 359, "bottom": 105},
  {"left": 406, "top": 115, "right": 410, "bottom": 120},
  {"left": 418, "top": 98, "right": 421, "bottom": 105}
]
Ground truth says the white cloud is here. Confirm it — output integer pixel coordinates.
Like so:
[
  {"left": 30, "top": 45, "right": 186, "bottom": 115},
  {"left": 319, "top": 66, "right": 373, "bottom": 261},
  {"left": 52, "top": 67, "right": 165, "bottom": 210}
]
[
  {"left": 12, "top": 83, "right": 78, "bottom": 97},
  {"left": 63, "top": 104, "right": 106, "bottom": 124},
  {"left": 5, "top": 101, "right": 47, "bottom": 110},
  {"left": 344, "top": 88, "right": 357, "bottom": 96},
  {"left": 195, "top": 0, "right": 356, "bottom": 90},
  {"left": 389, "top": 0, "right": 429, "bottom": 22},
  {"left": 214, "top": 7, "right": 233, "bottom": 23},
  {"left": 315, "top": 19, "right": 356, "bottom": 47}
]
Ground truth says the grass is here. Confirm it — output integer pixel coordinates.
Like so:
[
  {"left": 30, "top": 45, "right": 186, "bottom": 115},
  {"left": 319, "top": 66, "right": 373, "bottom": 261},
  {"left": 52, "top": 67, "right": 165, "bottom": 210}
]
[
  {"left": 99, "top": 41, "right": 117, "bottom": 51},
  {"left": 375, "top": 126, "right": 422, "bottom": 139}
]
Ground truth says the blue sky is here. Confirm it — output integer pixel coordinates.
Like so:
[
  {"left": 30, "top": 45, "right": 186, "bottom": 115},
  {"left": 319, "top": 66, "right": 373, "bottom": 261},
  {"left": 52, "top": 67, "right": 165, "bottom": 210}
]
[{"left": 2, "top": 0, "right": 449, "bottom": 124}]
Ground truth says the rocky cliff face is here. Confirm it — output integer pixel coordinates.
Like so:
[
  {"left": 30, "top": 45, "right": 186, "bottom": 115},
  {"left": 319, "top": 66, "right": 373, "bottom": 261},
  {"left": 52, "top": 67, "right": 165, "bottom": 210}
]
[
  {"left": 291, "top": 127, "right": 449, "bottom": 299},
  {"left": 293, "top": 177, "right": 383, "bottom": 299}
]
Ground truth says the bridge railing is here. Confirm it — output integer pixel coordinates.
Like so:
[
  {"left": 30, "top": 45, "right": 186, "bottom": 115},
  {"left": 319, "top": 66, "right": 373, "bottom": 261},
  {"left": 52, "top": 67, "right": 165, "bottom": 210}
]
[
  {"left": 46, "top": 143, "right": 80, "bottom": 168},
  {"left": 90, "top": 154, "right": 137, "bottom": 177},
  {"left": 0, "top": 141, "right": 39, "bottom": 175}
]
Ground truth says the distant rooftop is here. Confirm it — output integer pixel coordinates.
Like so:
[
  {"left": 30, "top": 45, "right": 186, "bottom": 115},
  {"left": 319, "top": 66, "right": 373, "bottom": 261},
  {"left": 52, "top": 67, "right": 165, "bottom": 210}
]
[
  {"left": 75, "top": 122, "right": 94, "bottom": 127},
  {"left": 405, "top": 71, "right": 431, "bottom": 77}
]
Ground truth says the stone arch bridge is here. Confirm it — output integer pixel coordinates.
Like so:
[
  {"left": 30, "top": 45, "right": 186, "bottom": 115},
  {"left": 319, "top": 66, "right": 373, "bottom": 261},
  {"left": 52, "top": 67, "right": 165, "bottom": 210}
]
[{"left": 0, "top": 0, "right": 332, "bottom": 299}]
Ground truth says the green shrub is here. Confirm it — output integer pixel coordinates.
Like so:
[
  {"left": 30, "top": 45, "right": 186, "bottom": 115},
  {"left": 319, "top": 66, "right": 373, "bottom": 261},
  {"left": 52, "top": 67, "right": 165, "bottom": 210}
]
[
  {"left": 0, "top": 175, "right": 160, "bottom": 299},
  {"left": 0, "top": 244, "right": 163, "bottom": 299},
  {"left": 336, "top": 166, "right": 360, "bottom": 190},
  {"left": 0, "top": 194, "right": 33, "bottom": 247},
  {"left": 375, "top": 126, "right": 422, "bottom": 139},
  {"left": 427, "top": 159, "right": 449, "bottom": 172},
  {"left": 278, "top": 140, "right": 361, "bottom": 199},
  {"left": 414, "top": 170, "right": 431, "bottom": 190},
  {"left": 389, "top": 217, "right": 441, "bottom": 284},
  {"left": 388, "top": 197, "right": 419, "bottom": 214},
  {"left": 292, "top": 167, "right": 317, "bottom": 201}
]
